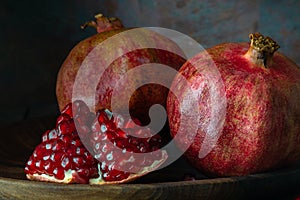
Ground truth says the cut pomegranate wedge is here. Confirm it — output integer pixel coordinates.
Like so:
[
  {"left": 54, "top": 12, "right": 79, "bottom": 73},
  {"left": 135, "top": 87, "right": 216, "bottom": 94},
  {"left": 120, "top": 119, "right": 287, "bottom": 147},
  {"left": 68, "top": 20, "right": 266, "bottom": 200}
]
[{"left": 24, "top": 101, "right": 168, "bottom": 184}]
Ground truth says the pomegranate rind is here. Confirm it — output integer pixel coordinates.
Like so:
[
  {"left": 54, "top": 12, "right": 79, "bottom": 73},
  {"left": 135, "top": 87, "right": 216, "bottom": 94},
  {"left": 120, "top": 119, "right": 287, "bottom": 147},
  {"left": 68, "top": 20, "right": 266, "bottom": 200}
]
[{"left": 26, "top": 170, "right": 85, "bottom": 184}]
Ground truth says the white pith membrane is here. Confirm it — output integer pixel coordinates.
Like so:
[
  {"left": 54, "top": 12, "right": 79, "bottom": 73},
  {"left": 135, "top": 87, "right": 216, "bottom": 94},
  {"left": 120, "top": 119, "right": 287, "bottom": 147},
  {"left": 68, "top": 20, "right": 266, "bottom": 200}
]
[{"left": 26, "top": 169, "right": 76, "bottom": 183}]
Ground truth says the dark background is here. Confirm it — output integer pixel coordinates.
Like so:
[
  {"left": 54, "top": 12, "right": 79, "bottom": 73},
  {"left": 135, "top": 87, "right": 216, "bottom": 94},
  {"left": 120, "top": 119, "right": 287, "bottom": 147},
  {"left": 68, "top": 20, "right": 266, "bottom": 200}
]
[{"left": 1, "top": 0, "right": 299, "bottom": 124}]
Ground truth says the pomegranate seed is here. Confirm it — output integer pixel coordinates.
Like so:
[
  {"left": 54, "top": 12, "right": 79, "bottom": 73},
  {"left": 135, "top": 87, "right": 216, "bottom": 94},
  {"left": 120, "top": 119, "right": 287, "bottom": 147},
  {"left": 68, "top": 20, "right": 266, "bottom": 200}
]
[
  {"left": 139, "top": 144, "right": 147, "bottom": 153},
  {"left": 53, "top": 152, "right": 64, "bottom": 162},
  {"left": 56, "top": 113, "right": 71, "bottom": 127},
  {"left": 71, "top": 138, "right": 81, "bottom": 147},
  {"left": 43, "top": 160, "right": 51, "bottom": 171},
  {"left": 33, "top": 145, "right": 44, "bottom": 158},
  {"left": 76, "top": 147, "right": 86, "bottom": 155},
  {"left": 148, "top": 135, "right": 162, "bottom": 146},
  {"left": 61, "top": 103, "right": 73, "bottom": 117},
  {"left": 42, "top": 130, "right": 50, "bottom": 142},
  {"left": 48, "top": 129, "right": 58, "bottom": 140},
  {"left": 100, "top": 124, "right": 108, "bottom": 133},
  {"left": 128, "top": 137, "right": 139, "bottom": 146},
  {"left": 58, "top": 120, "right": 76, "bottom": 135},
  {"left": 98, "top": 112, "right": 108, "bottom": 123},
  {"left": 53, "top": 167, "right": 65, "bottom": 180},
  {"left": 115, "top": 138, "right": 125, "bottom": 148},
  {"left": 63, "top": 135, "right": 73, "bottom": 144},
  {"left": 61, "top": 157, "right": 71, "bottom": 168},
  {"left": 52, "top": 140, "right": 64, "bottom": 151},
  {"left": 116, "top": 129, "right": 126, "bottom": 138},
  {"left": 72, "top": 157, "right": 84, "bottom": 167},
  {"left": 77, "top": 168, "right": 89, "bottom": 179}
]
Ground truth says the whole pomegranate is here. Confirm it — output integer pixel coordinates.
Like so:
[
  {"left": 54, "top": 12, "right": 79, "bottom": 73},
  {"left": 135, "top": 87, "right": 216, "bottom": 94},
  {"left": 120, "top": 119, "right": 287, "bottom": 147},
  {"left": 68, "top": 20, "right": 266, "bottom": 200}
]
[
  {"left": 167, "top": 32, "right": 300, "bottom": 177},
  {"left": 56, "top": 14, "right": 186, "bottom": 125}
]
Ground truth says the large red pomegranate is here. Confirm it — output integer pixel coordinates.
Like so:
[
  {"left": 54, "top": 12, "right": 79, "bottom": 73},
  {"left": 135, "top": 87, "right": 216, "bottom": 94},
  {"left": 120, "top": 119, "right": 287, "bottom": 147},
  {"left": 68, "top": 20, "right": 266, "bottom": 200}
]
[
  {"left": 167, "top": 32, "right": 300, "bottom": 177},
  {"left": 56, "top": 14, "right": 186, "bottom": 125}
]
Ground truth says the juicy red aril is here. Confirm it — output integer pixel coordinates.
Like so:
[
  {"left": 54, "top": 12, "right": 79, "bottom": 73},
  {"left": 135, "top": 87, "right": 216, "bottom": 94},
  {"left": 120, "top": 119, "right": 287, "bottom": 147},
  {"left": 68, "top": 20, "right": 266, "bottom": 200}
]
[
  {"left": 58, "top": 120, "right": 76, "bottom": 135},
  {"left": 61, "top": 157, "right": 71, "bottom": 168},
  {"left": 51, "top": 140, "right": 64, "bottom": 152},
  {"left": 56, "top": 113, "right": 71, "bottom": 127},
  {"left": 53, "top": 167, "right": 65, "bottom": 180},
  {"left": 98, "top": 114, "right": 107, "bottom": 123},
  {"left": 61, "top": 103, "right": 73, "bottom": 117},
  {"left": 42, "top": 130, "right": 51, "bottom": 142},
  {"left": 42, "top": 129, "right": 59, "bottom": 142}
]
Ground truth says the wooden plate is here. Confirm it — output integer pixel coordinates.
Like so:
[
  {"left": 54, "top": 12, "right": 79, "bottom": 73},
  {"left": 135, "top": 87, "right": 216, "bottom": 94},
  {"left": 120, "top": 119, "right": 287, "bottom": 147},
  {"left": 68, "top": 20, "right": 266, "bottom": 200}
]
[{"left": 0, "top": 116, "right": 299, "bottom": 200}]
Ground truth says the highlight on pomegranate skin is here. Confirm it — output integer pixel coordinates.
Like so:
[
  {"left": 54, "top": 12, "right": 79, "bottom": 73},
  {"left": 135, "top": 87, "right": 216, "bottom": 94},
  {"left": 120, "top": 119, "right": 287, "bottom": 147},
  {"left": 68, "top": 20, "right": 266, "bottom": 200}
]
[{"left": 24, "top": 100, "right": 168, "bottom": 184}]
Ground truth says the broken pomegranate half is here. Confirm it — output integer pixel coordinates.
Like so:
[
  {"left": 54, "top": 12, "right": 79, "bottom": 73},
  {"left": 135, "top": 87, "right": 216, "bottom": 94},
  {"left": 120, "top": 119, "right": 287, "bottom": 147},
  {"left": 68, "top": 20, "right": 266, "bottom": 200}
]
[{"left": 25, "top": 100, "right": 167, "bottom": 184}]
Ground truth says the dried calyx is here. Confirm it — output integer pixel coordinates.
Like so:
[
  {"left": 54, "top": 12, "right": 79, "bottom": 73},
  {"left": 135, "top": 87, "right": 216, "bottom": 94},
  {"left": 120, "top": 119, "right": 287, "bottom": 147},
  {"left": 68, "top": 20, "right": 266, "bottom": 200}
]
[
  {"left": 81, "top": 13, "right": 124, "bottom": 33},
  {"left": 245, "top": 32, "right": 280, "bottom": 68}
]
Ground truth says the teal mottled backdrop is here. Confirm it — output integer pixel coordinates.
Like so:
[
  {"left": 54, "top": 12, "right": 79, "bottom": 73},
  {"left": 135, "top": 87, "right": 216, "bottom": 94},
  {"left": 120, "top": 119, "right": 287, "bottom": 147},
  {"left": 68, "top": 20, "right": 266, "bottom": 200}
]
[{"left": 0, "top": 0, "right": 299, "bottom": 123}]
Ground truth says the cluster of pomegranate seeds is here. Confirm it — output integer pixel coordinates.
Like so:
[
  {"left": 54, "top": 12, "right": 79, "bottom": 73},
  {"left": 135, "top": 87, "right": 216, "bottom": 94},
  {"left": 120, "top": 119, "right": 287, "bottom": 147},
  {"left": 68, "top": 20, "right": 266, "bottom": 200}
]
[
  {"left": 89, "top": 109, "right": 163, "bottom": 182},
  {"left": 24, "top": 100, "right": 99, "bottom": 183},
  {"left": 25, "top": 100, "right": 167, "bottom": 184}
]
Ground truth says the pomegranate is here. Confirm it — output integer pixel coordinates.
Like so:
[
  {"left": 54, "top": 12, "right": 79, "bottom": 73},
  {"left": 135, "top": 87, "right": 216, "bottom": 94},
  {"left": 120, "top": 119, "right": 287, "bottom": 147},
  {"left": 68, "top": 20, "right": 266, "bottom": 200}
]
[
  {"left": 25, "top": 100, "right": 167, "bottom": 184},
  {"left": 167, "top": 32, "right": 300, "bottom": 177},
  {"left": 56, "top": 14, "right": 186, "bottom": 125}
]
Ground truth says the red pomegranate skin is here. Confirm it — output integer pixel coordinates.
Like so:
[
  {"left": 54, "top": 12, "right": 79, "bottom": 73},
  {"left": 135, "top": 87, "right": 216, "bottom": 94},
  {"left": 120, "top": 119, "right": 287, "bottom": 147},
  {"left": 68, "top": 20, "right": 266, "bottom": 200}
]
[
  {"left": 56, "top": 15, "right": 186, "bottom": 124},
  {"left": 167, "top": 34, "right": 300, "bottom": 177}
]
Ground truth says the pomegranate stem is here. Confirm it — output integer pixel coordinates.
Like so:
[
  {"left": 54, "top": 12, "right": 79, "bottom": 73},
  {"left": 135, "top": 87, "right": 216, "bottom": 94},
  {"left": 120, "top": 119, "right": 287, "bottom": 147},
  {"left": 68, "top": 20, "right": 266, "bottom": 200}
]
[
  {"left": 245, "top": 32, "right": 280, "bottom": 68},
  {"left": 81, "top": 13, "right": 124, "bottom": 33}
]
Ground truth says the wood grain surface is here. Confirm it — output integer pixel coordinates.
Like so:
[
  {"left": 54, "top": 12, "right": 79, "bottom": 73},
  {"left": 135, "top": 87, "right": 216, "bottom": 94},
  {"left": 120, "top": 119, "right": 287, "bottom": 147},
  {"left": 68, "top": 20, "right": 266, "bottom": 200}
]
[{"left": 0, "top": 117, "right": 299, "bottom": 200}]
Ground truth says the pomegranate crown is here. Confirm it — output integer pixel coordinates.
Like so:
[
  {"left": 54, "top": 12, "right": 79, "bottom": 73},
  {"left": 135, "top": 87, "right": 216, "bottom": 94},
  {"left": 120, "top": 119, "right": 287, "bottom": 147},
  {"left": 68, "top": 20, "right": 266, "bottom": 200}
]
[
  {"left": 81, "top": 13, "right": 124, "bottom": 33},
  {"left": 249, "top": 32, "right": 280, "bottom": 55},
  {"left": 245, "top": 32, "right": 280, "bottom": 68}
]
